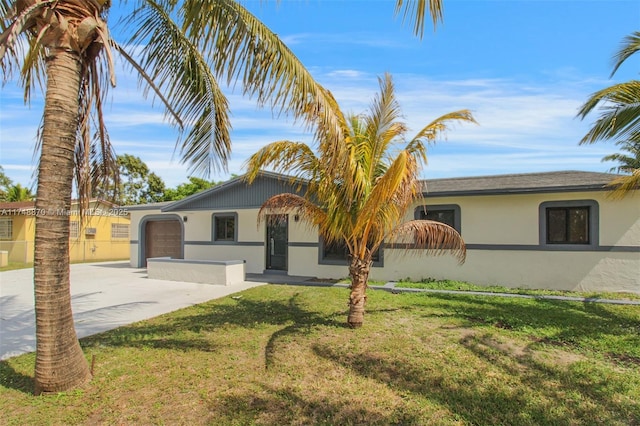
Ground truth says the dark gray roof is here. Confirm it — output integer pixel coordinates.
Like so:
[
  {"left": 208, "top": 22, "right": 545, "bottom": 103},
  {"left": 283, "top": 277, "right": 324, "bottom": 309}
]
[
  {"left": 421, "top": 170, "right": 618, "bottom": 196},
  {"left": 126, "top": 170, "right": 621, "bottom": 211}
]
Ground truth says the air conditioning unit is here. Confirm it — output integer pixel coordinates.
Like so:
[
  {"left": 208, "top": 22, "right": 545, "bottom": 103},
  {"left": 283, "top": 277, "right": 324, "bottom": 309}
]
[{"left": 85, "top": 228, "right": 97, "bottom": 236}]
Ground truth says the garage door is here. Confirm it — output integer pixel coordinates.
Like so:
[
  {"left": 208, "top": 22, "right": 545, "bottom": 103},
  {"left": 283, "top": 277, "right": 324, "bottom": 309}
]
[{"left": 144, "top": 219, "right": 182, "bottom": 265}]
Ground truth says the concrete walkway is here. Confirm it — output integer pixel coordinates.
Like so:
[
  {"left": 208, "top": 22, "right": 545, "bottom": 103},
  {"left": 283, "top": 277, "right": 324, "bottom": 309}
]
[{"left": 0, "top": 261, "right": 265, "bottom": 360}]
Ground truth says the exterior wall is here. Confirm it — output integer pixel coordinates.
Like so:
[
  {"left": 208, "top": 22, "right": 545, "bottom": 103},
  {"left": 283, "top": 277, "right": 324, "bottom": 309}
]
[
  {"left": 2, "top": 204, "right": 130, "bottom": 264},
  {"left": 0, "top": 215, "right": 35, "bottom": 263},
  {"left": 183, "top": 208, "right": 265, "bottom": 273},
  {"left": 128, "top": 188, "right": 639, "bottom": 294},
  {"left": 288, "top": 190, "right": 640, "bottom": 293},
  {"left": 382, "top": 190, "right": 639, "bottom": 293},
  {"left": 68, "top": 214, "right": 131, "bottom": 263}
]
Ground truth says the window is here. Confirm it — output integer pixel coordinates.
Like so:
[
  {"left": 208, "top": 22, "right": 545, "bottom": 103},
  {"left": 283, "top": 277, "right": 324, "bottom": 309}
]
[
  {"left": 212, "top": 213, "right": 237, "bottom": 242},
  {"left": 319, "top": 238, "right": 381, "bottom": 265},
  {"left": 69, "top": 220, "right": 79, "bottom": 239},
  {"left": 546, "top": 207, "right": 589, "bottom": 244},
  {"left": 414, "top": 204, "right": 461, "bottom": 233},
  {"left": 111, "top": 223, "right": 130, "bottom": 239},
  {"left": 0, "top": 218, "right": 12, "bottom": 240},
  {"left": 539, "top": 200, "right": 598, "bottom": 248}
]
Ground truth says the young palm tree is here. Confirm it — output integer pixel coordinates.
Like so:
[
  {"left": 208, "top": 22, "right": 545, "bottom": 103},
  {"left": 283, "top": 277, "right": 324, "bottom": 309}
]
[
  {"left": 245, "top": 73, "right": 476, "bottom": 328},
  {"left": 578, "top": 31, "right": 640, "bottom": 197},
  {"left": 0, "top": 0, "right": 445, "bottom": 394}
]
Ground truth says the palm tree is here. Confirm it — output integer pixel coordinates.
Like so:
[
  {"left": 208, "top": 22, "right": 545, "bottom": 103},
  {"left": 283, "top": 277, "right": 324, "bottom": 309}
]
[
  {"left": 245, "top": 73, "right": 476, "bottom": 328},
  {"left": 0, "top": 0, "right": 445, "bottom": 394},
  {"left": 577, "top": 31, "right": 640, "bottom": 197},
  {"left": 6, "top": 183, "right": 35, "bottom": 201}
]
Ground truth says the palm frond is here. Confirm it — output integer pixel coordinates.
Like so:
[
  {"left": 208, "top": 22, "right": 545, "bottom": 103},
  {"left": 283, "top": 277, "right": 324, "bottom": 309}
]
[
  {"left": 611, "top": 31, "right": 640, "bottom": 77},
  {"left": 394, "top": 0, "right": 444, "bottom": 39},
  {"left": 123, "top": 0, "right": 232, "bottom": 177},
  {"left": 577, "top": 80, "right": 640, "bottom": 145},
  {"left": 257, "top": 192, "right": 327, "bottom": 229},
  {"left": 244, "top": 140, "right": 322, "bottom": 185},
  {"left": 606, "top": 168, "right": 640, "bottom": 199},
  {"left": 180, "top": 0, "right": 343, "bottom": 163},
  {"left": 389, "top": 219, "right": 466, "bottom": 264},
  {"left": 356, "top": 151, "right": 417, "bottom": 230},
  {"left": 0, "top": 0, "right": 54, "bottom": 63},
  {"left": 406, "top": 109, "right": 477, "bottom": 165}
]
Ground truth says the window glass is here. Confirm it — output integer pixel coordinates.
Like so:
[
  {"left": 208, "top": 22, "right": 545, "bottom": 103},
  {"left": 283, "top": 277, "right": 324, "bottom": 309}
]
[
  {"left": 111, "top": 223, "right": 130, "bottom": 239},
  {"left": 415, "top": 205, "right": 461, "bottom": 233},
  {"left": 321, "top": 238, "right": 380, "bottom": 262},
  {"left": 214, "top": 215, "right": 235, "bottom": 241},
  {"left": 0, "top": 218, "right": 12, "bottom": 240},
  {"left": 421, "top": 209, "right": 455, "bottom": 228},
  {"left": 69, "top": 220, "right": 80, "bottom": 239},
  {"left": 546, "top": 207, "right": 589, "bottom": 244}
]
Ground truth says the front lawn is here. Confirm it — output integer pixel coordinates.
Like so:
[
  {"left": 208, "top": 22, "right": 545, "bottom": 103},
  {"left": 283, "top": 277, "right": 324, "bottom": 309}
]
[{"left": 1, "top": 285, "right": 639, "bottom": 425}]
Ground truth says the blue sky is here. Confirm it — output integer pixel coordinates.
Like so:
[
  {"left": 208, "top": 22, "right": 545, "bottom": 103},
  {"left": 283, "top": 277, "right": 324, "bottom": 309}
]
[{"left": 1, "top": 0, "right": 638, "bottom": 189}]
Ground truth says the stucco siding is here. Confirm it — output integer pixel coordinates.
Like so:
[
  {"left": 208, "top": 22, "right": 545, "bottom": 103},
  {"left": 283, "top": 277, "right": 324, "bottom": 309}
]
[
  {"left": 184, "top": 244, "right": 264, "bottom": 273},
  {"left": 126, "top": 173, "right": 638, "bottom": 293},
  {"left": 374, "top": 249, "right": 639, "bottom": 293},
  {"left": 414, "top": 195, "right": 539, "bottom": 245}
]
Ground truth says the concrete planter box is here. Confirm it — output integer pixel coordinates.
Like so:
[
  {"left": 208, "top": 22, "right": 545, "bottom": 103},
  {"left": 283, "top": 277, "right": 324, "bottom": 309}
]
[{"left": 147, "top": 257, "right": 245, "bottom": 285}]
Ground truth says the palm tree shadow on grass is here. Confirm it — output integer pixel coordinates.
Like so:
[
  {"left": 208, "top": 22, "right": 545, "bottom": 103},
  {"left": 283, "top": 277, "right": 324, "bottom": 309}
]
[
  {"left": 312, "top": 337, "right": 638, "bottom": 425},
  {"left": 0, "top": 361, "right": 34, "bottom": 394},
  {"left": 421, "top": 294, "right": 640, "bottom": 360},
  {"left": 458, "top": 333, "right": 639, "bottom": 422},
  {"left": 82, "top": 292, "right": 346, "bottom": 369},
  {"left": 208, "top": 383, "right": 423, "bottom": 425}
]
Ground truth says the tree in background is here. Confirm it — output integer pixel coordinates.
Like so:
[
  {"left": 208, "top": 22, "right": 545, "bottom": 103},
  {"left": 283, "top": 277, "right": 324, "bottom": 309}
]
[
  {"left": 578, "top": 31, "right": 640, "bottom": 198},
  {"left": 0, "top": 165, "right": 13, "bottom": 201},
  {"left": 6, "top": 183, "right": 35, "bottom": 202},
  {"left": 0, "top": 166, "right": 35, "bottom": 201},
  {"left": 115, "top": 154, "right": 165, "bottom": 205},
  {"left": 163, "top": 176, "right": 219, "bottom": 201},
  {"left": 245, "top": 73, "right": 476, "bottom": 328}
]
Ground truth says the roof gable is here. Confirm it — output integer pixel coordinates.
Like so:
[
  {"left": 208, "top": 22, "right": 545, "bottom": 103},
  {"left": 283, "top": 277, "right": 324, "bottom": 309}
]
[{"left": 162, "top": 171, "right": 307, "bottom": 211}]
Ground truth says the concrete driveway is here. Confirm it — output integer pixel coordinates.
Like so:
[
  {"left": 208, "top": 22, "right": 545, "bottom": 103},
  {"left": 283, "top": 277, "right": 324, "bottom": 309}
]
[{"left": 0, "top": 261, "right": 265, "bottom": 360}]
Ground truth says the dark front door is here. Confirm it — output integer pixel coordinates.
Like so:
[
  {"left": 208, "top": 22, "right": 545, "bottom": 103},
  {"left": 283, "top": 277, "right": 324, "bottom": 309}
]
[{"left": 266, "top": 215, "right": 288, "bottom": 271}]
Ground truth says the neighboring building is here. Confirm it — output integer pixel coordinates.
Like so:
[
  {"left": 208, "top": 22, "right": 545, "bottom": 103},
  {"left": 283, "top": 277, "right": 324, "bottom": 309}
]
[
  {"left": 128, "top": 171, "right": 640, "bottom": 294},
  {"left": 0, "top": 200, "right": 131, "bottom": 264}
]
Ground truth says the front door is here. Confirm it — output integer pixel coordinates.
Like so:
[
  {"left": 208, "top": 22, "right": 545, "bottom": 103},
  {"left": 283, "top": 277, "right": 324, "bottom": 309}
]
[{"left": 266, "top": 214, "right": 288, "bottom": 271}]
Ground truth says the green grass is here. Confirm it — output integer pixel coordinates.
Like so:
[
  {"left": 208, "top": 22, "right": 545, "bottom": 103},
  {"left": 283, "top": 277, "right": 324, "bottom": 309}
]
[
  {"left": 1, "top": 285, "right": 639, "bottom": 425},
  {"left": 394, "top": 277, "right": 640, "bottom": 301},
  {"left": 0, "top": 258, "right": 129, "bottom": 272}
]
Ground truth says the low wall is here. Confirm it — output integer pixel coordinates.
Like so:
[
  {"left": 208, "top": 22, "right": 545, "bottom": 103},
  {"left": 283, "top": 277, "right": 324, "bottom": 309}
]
[{"left": 147, "top": 257, "right": 246, "bottom": 285}]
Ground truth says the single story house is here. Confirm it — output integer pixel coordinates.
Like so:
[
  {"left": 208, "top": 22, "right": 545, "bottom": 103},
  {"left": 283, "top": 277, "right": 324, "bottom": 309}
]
[
  {"left": 128, "top": 170, "right": 639, "bottom": 294},
  {"left": 0, "top": 199, "right": 131, "bottom": 264}
]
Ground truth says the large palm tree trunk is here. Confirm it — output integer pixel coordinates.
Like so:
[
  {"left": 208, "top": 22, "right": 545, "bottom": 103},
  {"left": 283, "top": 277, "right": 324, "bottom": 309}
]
[
  {"left": 34, "top": 48, "right": 91, "bottom": 394},
  {"left": 347, "top": 257, "right": 371, "bottom": 328}
]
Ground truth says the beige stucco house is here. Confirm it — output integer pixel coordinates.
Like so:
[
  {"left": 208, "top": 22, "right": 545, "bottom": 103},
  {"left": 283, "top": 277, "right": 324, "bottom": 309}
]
[{"left": 128, "top": 170, "right": 639, "bottom": 294}]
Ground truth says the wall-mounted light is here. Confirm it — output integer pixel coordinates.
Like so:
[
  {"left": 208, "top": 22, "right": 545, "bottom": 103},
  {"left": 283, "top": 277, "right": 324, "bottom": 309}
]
[
  {"left": 183, "top": 216, "right": 188, "bottom": 223},
  {"left": 294, "top": 214, "right": 300, "bottom": 222}
]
